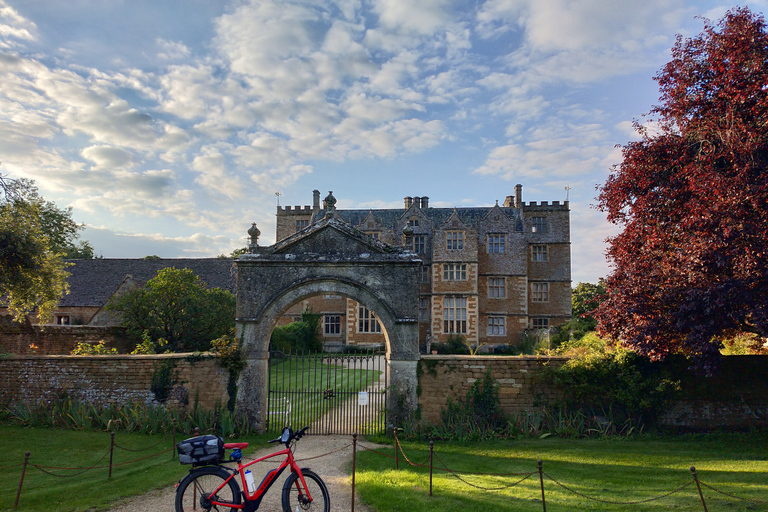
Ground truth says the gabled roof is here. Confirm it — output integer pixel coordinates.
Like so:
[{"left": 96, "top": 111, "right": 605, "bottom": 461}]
[{"left": 59, "top": 258, "right": 236, "bottom": 307}]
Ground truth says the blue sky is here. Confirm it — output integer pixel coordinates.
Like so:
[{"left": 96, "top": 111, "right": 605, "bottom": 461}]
[{"left": 1, "top": 0, "right": 765, "bottom": 284}]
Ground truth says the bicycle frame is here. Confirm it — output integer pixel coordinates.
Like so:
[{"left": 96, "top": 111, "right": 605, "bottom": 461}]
[{"left": 198, "top": 444, "right": 314, "bottom": 510}]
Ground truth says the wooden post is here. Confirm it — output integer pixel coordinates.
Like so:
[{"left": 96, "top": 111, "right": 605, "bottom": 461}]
[
  {"left": 538, "top": 460, "right": 546, "bottom": 512},
  {"left": 429, "top": 441, "right": 434, "bottom": 497},
  {"left": 108, "top": 432, "right": 115, "bottom": 479},
  {"left": 352, "top": 433, "right": 357, "bottom": 512},
  {"left": 14, "top": 452, "right": 31, "bottom": 510},
  {"left": 690, "top": 466, "right": 709, "bottom": 512}
]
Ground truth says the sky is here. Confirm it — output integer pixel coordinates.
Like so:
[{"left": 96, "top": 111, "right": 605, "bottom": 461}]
[{"left": 1, "top": 0, "right": 765, "bottom": 285}]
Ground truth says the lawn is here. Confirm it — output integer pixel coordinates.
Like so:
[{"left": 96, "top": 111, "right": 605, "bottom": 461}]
[
  {"left": 353, "top": 433, "right": 768, "bottom": 511},
  {"left": 268, "top": 354, "right": 383, "bottom": 432},
  {"left": 0, "top": 425, "right": 271, "bottom": 512}
]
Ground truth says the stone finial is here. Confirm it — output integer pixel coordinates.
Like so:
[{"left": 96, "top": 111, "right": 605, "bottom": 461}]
[
  {"left": 402, "top": 224, "right": 414, "bottom": 237},
  {"left": 324, "top": 191, "right": 337, "bottom": 218},
  {"left": 248, "top": 223, "right": 260, "bottom": 252}
]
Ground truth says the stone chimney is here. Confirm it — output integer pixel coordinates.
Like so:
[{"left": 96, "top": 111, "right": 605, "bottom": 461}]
[
  {"left": 515, "top": 184, "right": 523, "bottom": 208},
  {"left": 421, "top": 196, "right": 429, "bottom": 208},
  {"left": 312, "top": 189, "right": 320, "bottom": 213},
  {"left": 404, "top": 196, "right": 413, "bottom": 209},
  {"left": 503, "top": 195, "right": 514, "bottom": 207}
]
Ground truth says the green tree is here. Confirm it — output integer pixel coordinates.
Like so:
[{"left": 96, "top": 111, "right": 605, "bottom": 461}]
[
  {"left": 107, "top": 267, "right": 236, "bottom": 352},
  {"left": 571, "top": 281, "right": 606, "bottom": 320},
  {"left": 0, "top": 175, "right": 82, "bottom": 321}
]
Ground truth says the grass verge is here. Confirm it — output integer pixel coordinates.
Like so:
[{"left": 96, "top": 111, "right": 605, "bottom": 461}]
[
  {"left": 354, "top": 433, "right": 768, "bottom": 511},
  {"left": 0, "top": 425, "right": 271, "bottom": 512}
]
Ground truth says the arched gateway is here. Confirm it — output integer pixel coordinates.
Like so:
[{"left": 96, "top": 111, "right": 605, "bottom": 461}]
[{"left": 235, "top": 209, "right": 421, "bottom": 432}]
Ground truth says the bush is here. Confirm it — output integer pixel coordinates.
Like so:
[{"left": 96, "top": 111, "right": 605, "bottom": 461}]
[
  {"left": 270, "top": 310, "right": 322, "bottom": 353},
  {"left": 70, "top": 340, "right": 118, "bottom": 355},
  {"left": 540, "top": 347, "right": 681, "bottom": 426},
  {"left": 431, "top": 334, "right": 470, "bottom": 355}
]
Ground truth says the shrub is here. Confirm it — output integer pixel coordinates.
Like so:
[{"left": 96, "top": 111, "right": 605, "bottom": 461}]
[
  {"left": 70, "top": 340, "right": 118, "bottom": 355},
  {"left": 270, "top": 310, "right": 322, "bottom": 353}
]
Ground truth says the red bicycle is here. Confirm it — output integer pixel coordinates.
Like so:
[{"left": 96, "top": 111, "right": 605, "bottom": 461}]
[{"left": 175, "top": 426, "right": 330, "bottom": 512}]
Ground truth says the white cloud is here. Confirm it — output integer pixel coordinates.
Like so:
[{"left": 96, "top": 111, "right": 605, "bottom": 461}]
[
  {"left": 0, "top": 1, "right": 37, "bottom": 46},
  {"left": 156, "top": 38, "right": 191, "bottom": 61}
]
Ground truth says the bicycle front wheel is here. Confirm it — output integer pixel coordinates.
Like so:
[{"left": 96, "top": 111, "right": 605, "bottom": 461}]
[
  {"left": 175, "top": 465, "right": 241, "bottom": 512},
  {"left": 281, "top": 469, "right": 330, "bottom": 512}
]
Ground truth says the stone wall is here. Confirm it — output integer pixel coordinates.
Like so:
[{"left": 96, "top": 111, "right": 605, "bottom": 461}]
[
  {"left": 417, "top": 355, "right": 568, "bottom": 423},
  {"left": 0, "top": 353, "right": 229, "bottom": 410},
  {"left": 417, "top": 355, "right": 768, "bottom": 431},
  {"left": 1, "top": 322, "right": 130, "bottom": 355}
]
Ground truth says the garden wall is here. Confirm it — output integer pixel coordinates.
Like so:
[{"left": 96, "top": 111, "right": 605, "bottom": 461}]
[
  {"left": 0, "top": 353, "right": 229, "bottom": 410},
  {"left": 417, "top": 355, "right": 568, "bottom": 424},
  {"left": 0, "top": 321, "right": 129, "bottom": 355},
  {"left": 417, "top": 355, "right": 768, "bottom": 430}
]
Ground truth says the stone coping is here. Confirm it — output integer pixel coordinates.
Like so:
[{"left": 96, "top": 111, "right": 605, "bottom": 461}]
[
  {"left": 0, "top": 352, "right": 215, "bottom": 360},
  {"left": 419, "top": 354, "right": 570, "bottom": 361}
]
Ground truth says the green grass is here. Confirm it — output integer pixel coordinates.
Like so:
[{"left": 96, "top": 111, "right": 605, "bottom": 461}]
[
  {"left": 354, "top": 434, "right": 768, "bottom": 511},
  {"left": 268, "top": 355, "right": 382, "bottom": 431},
  {"left": 0, "top": 425, "right": 271, "bottom": 512}
]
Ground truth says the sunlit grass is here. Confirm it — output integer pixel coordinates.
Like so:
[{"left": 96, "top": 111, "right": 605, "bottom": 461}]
[{"left": 354, "top": 434, "right": 768, "bottom": 511}]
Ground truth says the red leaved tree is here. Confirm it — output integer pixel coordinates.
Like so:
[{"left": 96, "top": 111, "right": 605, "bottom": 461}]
[{"left": 594, "top": 8, "right": 768, "bottom": 370}]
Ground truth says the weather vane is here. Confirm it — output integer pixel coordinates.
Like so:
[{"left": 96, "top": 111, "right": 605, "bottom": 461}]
[
  {"left": 275, "top": 191, "right": 281, "bottom": 207},
  {"left": 564, "top": 186, "right": 571, "bottom": 202}
]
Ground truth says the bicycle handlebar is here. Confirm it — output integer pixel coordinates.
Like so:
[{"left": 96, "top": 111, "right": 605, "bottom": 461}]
[{"left": 268, "top": 426, "right": 310, "bottom": 445}]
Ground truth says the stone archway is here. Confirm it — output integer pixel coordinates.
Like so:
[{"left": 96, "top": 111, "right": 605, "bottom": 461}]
[{"left": 235, "top": 214, "right": 420, "bottom": 432}]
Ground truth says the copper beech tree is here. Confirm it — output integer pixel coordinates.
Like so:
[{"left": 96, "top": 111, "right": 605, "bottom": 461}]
[{"left": 595, "top": 8, "right": 768, "bottom": 370}]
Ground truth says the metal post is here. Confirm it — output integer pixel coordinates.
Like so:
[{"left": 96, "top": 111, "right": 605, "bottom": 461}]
[
  {"left": 109, "top": 432, "right": 115, "bottom": 479},
  {"left": 14, "top": 451, "right": 31, "bottom": 510},
  {"left": 538, "top": 460, "right": 546, "bottom": 512},
  {"left": 690, "top": 466, "right": 709, "bottom": 512},
  {"left": 394, "top": 429, "right": 399, "bottom": 470},
  {"left": 352, "top": 433, "right": 357, "bottom": 512},
  {"left": 172, "top": 429, "right": 176, "bottom": 461},
  {"left": 429, "top": 441, "right": 434, "bottom": 497}
]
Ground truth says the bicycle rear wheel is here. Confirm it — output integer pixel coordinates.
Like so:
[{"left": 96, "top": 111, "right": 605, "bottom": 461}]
[
  {"left": 281, "top": 469, "right": 330, "bottom": 512},
  {"left": 175, "top": 465, "right": 241, "bottom": 512}
]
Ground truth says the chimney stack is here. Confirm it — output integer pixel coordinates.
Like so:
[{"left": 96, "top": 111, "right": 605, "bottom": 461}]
[
  {"left": 313, "top": 189, "right": 320, "bottom": 212},
  {"left": 421, "top": 196, "right": 429, "bottom": 208},
  {"left": 404, "top": 196, "right": 413, "bottom": 209},
  {"left": 514, "top": 184, "right": 523, "bottom": 208}
]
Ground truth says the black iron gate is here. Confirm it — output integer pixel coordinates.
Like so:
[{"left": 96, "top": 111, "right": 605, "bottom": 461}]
[{"left": 267, "top": 349, "right": 387, "bottom": 435}]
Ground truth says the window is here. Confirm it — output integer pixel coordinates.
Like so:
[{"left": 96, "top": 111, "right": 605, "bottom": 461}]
[
  {"left": 532, "top": 245, "right": 547, "bottom": 262},
  {"left": 324, "top": 315, "right": 341, "bottom": 335},
  {"left": 408, "top": 219, "right": 419, "bottom": 227},
  {"left": 532, "top": 318, "right": 549, "bottom": 329},
  {"left": 420, "top": 265, "right": 430, "bottom": 284},
  {"left": 446, "top": 231, "right": 463, "bottom": 250},
  {"left": 488, "top": 234, "right": 505, "bottom": 254},
  {"left": 419, "top": 297, "right": 430, "bottom": 322},
  {"left": 443, "top": 263, "right": 467, "bottom": 281},
  {"left": 411, "top": 235, "right": 426, "bottom": 253},
  {"left": 488, "top": 316, "right": 506, "bottom": 336},
  {"left": 358, "top": 306, "right": 382, "bottom": 333},
  {"left": 488, "top": 278, "right": 505, "bottom": 298},
  {"left": 296, "top": 219, "right": 309, "bottom": 231},
  {"left": 531, "top": 217, "right": 547, "bottom": 234},
  {"left": 443, "top": 297, "right": 467, "bottom": 334},
  {"left": 367, "top": 231, "right": 380, "bottom": 240},
  {"left": 531, "top": 282, "right": 549, "bottom": 302},
  {"left": 55, "top": 315, "right": 70, "bottom": 325}
]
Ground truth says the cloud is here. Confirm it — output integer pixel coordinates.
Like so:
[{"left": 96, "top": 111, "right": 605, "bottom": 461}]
[
  {"left": 0, "top": 1, "right": 37, "bottom": 46},
  {"left": 81, "top": 145, "right": 134, "bottom": 169},
  {"left": 156, "top": 38, "right": 191, "bottom": 61}
]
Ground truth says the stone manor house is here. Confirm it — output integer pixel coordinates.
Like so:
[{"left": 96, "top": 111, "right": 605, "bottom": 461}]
[
  {"left": 1, "top": 185, "right": 571, "bottom": 355},
  {"left": 276, "top": 186, "right": 571, "bottom": 351}
]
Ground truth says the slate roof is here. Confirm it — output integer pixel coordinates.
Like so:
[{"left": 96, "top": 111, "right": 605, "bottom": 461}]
[
  {"left": 59, "top": 258, "right": 237, "bottom": 308},
  {"left": 312, "top": 206, "right": 517, "bottom": 229}
]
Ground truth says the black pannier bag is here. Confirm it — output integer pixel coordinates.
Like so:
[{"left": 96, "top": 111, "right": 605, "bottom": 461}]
[{"left": 177, "top": 435, "right": 224, "bottom": 465}]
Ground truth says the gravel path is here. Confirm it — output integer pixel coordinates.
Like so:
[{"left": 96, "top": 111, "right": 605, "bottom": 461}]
[{"left": 107, "top": 435, "right": 379, "bottom": 512}]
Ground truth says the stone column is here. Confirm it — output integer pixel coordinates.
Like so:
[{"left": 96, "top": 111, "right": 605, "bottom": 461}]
[
  {"left": 235, "top": 322, "right": 269, "bottom": 433},
  {"left": 386, "top": 320, "right": 420, "bottom": 429}
]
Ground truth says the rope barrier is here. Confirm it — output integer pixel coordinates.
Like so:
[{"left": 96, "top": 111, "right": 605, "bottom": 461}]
[
  {"left": 699, "top": 480, "right": 768, "bottom": 504},
  {"left": 543, "top": 471, "right": 695, "bottom": 505},
  {"left": 29, "top": 447, "right": 173, "bottom": 477}
]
